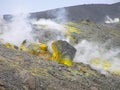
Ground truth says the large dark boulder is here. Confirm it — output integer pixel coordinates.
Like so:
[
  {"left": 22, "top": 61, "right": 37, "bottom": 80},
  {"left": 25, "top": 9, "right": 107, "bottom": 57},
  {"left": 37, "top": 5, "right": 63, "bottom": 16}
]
[{"left": 52, "top": 40, "right": 76, "bottom": 66}]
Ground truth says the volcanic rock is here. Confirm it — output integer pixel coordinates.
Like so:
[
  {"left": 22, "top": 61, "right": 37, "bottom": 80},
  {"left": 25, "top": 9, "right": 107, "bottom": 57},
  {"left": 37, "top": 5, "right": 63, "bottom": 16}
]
[
  {"left": 52, "top": 40, "right": 76, "bottom": 66},
  {"left": 0, "top": 44, "right": 120, "bottom": 90}
]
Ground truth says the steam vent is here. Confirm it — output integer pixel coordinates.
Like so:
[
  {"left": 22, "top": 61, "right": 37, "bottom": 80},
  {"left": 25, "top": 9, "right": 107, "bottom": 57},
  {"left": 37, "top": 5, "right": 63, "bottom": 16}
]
[{"left": 0, "top": 2, "right": 120, "bottom": 90}]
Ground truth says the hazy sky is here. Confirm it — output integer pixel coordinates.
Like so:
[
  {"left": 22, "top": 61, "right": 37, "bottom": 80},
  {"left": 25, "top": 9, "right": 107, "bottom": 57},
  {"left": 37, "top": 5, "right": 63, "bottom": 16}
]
[{"left": 0, "top": 0, "right": 119, "bottom": 15}]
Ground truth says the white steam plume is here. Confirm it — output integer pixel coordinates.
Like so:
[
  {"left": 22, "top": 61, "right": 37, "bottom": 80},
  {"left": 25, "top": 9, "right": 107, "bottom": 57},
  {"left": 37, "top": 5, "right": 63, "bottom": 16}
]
[
  {"left": 74, "top": 40, "right": 120, "bottom": 74},
  {"left": 0, "top": 14, "right": 34, "bottom": 46},
  {"left": 0, "top": 14, "right": 69, "bottom": 46},
  {"left": 31, "top": 18, "right": 69, "bottom": 52},
  {"left": 32, "top": 19, "right": 65, "bottom": 31},
  {"left": 48, "top": 8, "right": 68, "bottom": 23},
  {"left": 105, "top": 15, "right": 120, "bottom": 24}
]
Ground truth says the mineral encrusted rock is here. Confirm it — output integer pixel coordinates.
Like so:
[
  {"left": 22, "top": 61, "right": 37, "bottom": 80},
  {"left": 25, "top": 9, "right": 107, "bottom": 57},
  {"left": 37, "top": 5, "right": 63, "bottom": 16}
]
[
  {"left": 52, "top": 40, "right": 76, "bottom": 66},
  {"left": 0, "top": 44, "right": 120, "bottom": 90}
]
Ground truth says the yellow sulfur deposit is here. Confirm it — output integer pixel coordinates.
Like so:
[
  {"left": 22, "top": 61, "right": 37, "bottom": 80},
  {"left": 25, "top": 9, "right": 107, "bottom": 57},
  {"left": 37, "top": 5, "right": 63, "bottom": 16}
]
[
  {"left": 4, "top": 40, "right": 49, "bottom": 58},
  {"left": 51, "top": 40, "right": 76, "bottom": 66},
  {"left": 52, "top": 44, "right": 60, "bottom": 62},
  {"left": 90, "top": 58, "right": 101, "bottom": 66},
  {"left": 5, "top": 42, "right": 14, "bottom": 49},
  {"left": 4, "top": 40, "right": 76, "bottom": 66},
  {"left": 67, "top": 26, "right": 79, "bottom": 33},
  {"left": 102, "top": 60, "right": 112, "bottom": 70},
  {"left": 19, "top": 40, "right": 48, "bottom": 55},
  {"left": 52, "top": 45, "right": 72, "bottom": 66},
  {"left": 64, "top": 25, "right": 80, "bottom": 36},
  {"left": 52, "top": 46, "right": 73, "bottom": 66},
  {"left": 39, "top": 43, "right": 47, "bottom": 51},
  {"left": 113, "top": 70, "right": 120, "bottom": 75},
  {"left": 5, "top": 42, "right": 18, "bottom": 49},
  {"left": 64, "top": 25, "right": 80, "bottom": 42},
  {"left": 20, "top": 40, "right": 28, "bottom": 51},
  {"left": 20, "top": 44, "right": 28, "bottom": 51},
  {"left": 59, "top": 57, "right": 73, "bottom": 66},
  {"left": 90, "top": 58, "right": 112, "bottom": 70}
]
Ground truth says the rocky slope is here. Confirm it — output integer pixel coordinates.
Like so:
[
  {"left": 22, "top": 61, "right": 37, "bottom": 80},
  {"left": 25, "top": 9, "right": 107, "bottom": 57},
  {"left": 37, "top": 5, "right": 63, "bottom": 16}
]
[{"left": 0, "top": 44, "right": 120, "bottom": 90}]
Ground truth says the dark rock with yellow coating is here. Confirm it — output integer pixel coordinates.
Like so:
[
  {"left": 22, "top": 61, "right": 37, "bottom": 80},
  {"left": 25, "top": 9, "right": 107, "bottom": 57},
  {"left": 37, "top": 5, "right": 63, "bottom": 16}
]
[{"left": 52, "top": 40, "right": 76, "bottom": 66}]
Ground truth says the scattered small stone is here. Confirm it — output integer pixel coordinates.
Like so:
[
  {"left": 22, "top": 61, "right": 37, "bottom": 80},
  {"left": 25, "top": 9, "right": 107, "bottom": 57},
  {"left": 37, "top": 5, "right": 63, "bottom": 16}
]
[{"left": 90, "top": 86, "right": 98, "bottom": 90}]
